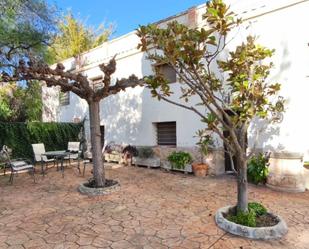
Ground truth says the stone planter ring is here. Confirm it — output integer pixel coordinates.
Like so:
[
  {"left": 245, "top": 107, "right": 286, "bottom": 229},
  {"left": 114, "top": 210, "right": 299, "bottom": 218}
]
[
  {"left": 215, "top": 206, "right": 288, "bottom": 240},
  {"left": 78, "top": 180, "right": 120, "bottom": 196}
]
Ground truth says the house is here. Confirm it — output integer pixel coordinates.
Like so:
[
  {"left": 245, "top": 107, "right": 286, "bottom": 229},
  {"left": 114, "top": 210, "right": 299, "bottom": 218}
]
[{"left": 42, "top": 0, "right": 309, "bottom": 177}]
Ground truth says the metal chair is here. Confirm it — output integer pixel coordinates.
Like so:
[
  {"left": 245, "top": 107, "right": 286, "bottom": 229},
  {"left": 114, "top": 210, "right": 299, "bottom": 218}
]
[
  {"left": 64, "top": 142, "right": 81, "bottom": 173},
  {"left": 82, "top": 151, "right": 92, "bottom": 176},
  {"left": 31, "top": 143, "right": 55, "bottom": 175},
  {"left": 1, "top": 145, "right": 35, "bottom": 184}
]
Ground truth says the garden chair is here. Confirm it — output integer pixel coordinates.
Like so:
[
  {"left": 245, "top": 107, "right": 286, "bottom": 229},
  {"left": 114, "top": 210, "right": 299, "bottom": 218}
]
[
  {"left": 1, "top": 145, "right": 35, "bottom": 184},
  {"left": 82, "top": 150, "right": 92, "bottom": 176},
  {"left": 32, "top": 143, "right": 55, "bottom": 175},
  {"left": 64, "top": 141, "right": 81, "bottom": 173},
  {"left": 0, "top": 147, "right": 11, "bottom": 175}
]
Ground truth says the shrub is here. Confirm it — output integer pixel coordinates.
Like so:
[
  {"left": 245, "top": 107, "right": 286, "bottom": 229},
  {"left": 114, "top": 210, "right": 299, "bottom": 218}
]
[
  {"left": 137, "top": 147, "right": 154, "bottom": 158},
  {"left": 247, "top": 153, "right": 270, "bottom": 184},
  {"left": 227, "top": 202, "right": 267, "bottom": 227},
  {"left": 248, "top": 202, "right": 267, "bottom": 216},
  {"left": 228, "top": 209, "right": 257, "bottom": 227},
  {"left": 167, "top": 151, "right": 192, "bottom": 170}
]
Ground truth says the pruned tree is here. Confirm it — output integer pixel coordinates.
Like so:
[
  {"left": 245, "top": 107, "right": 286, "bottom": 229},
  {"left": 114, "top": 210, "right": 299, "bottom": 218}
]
[
  {"left": 1, "top": 0, "right": 144, "bottom": 187},
  {"left": 1, "top": 56, "right": 143, "bottom": 187},
  {"left": 137, "top": 0, "right": 284, "bottom": 212}
]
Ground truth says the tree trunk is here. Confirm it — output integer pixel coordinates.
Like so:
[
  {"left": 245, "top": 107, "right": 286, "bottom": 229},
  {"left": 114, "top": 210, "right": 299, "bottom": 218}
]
[
  {"left": 236, "top": 154, "right": 248, "bottom": 212},
  {"left": 88, "top": 100, "right": 105, "bottom": 187}
]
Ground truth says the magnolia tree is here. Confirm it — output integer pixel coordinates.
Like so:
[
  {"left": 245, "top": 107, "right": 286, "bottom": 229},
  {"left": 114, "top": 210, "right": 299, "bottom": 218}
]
[
  {"left": 1, "top": 58, "right": 143, "bottom": 187},
  {"left": 137, "top": 0, "right": 284, "bottom": 212}
]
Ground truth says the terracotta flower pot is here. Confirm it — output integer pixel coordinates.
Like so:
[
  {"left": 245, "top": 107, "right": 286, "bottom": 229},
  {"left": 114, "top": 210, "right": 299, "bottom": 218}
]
[{"left": 192, "top": 163, "right": 208, "bottom": 177}]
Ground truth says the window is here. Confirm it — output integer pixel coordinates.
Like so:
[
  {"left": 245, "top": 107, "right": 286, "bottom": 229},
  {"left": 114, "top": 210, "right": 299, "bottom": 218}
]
[
  {"left": 155, "top": 63, "right": 177, "bottom": 83},
  {"left": 91, "top": 76, "right": 103, "bottom": 91},
  {"left": 156, "top": 122, "right": 177, "bottom": 146},
  {"left": 59, "top": 91, "right": 70, "bottom": 106}
]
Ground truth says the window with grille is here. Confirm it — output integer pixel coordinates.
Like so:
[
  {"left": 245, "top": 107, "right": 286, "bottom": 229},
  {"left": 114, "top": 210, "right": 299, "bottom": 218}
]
[
  {"left": 155, "top": 63, "right": 177, "bottom": 83},
  {"left": 156, "top": 122, "right": 177, "bottom": 146},
  {"left": 59, "top": 91, "right": 70, "bottom": 106}
]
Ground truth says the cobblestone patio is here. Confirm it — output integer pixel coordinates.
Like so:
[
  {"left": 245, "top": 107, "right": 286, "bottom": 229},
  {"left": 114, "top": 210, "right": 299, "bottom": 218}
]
[{"left": 0, "top": 164, "right": 309, "bottom": 249}]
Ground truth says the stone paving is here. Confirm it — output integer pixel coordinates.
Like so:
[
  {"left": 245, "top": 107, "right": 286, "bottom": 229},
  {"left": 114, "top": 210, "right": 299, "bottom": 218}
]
[{"left": 0, "top": 164, "right": 309, "bottom": 249}]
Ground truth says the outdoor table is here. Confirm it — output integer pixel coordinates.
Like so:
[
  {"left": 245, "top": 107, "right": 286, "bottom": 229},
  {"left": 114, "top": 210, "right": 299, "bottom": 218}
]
[{"left": 41, "top": 150, "right": 72, "bottom": 177}]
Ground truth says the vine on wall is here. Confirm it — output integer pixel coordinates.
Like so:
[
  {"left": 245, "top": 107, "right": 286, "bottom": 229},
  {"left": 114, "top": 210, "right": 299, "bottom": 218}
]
[{"left": 0, "top": 122, "right": 83, "bottom": 159}]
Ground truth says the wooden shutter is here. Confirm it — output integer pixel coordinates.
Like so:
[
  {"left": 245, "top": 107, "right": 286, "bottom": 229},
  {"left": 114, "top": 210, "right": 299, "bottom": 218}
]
[
  {"left": 59, "top": 91, "right": 70, "bottom": 106},
  {"left": 157, "top": 122, "right": 176, "bottom": 146}
]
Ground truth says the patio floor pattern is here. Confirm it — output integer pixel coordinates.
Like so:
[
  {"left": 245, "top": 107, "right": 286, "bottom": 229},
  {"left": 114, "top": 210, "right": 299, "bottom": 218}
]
[{"left": 0, "top": 164, "right": 309, "bottom": 249}]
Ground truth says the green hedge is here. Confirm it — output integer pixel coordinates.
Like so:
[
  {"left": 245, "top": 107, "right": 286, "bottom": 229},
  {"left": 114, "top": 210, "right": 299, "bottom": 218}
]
[{"left": 0, "top": 122, "right": 83, "bottom": 160}]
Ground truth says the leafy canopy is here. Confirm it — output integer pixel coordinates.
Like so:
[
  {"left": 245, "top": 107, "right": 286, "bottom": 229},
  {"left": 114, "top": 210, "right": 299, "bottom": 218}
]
[
  {"left": 137, "top": 0, "right": 284, "bottom": 159},
  {"left": 0, "top": 81, "right": 42, "bottom": 122},
  {"left": 137, "top": 0, "right": 285, "bottom": 213},
  {"left": 0, "top": 0, "right": 56, "bottom": 66}
]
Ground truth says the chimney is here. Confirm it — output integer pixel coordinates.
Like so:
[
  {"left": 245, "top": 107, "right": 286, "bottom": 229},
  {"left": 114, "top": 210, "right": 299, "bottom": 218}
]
[{"left": 188, "top": 7, "right": 197, "bottom": 28}]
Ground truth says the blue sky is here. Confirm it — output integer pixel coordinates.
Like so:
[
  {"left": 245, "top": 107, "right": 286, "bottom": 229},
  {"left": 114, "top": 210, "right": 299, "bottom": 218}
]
[{"left": 48, "top": 0, "right": 205, "bottom": 38}]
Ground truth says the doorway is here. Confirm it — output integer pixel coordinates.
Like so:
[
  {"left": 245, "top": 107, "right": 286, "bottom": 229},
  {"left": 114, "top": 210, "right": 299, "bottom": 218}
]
[{"left": 100, "top": 125, "right": 105, "bottom": 148}]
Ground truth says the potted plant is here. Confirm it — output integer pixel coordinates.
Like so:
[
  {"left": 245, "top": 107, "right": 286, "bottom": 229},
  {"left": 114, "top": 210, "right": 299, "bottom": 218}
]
[
  {"left": 132, "top": 147, "right": 161, "bottom": 168},
  {"left": 166, "top": 151, "right": 193, "bottom": 173},
  {"left": 192, "top": 130, "right": 213, "bottom": 177}
]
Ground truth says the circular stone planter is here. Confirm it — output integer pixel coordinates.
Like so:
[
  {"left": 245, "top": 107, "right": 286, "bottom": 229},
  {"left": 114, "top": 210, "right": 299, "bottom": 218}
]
[
  {"left": 215, "top": 206, "right": 288, "bottom": 240},
  {"left": 78, "top": 180, "right": 120, "bottom": 196}
]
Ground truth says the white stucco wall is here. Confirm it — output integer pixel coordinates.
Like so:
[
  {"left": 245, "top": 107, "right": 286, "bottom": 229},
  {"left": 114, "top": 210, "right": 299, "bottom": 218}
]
[
  {"left": 43, "top": 0, "right": 309, "bottom": 160},
  {"left": 50, "top": 48, "right": 206, "bottom": 147},
  {"left": 223, "top": 0, "right": 309, "bottom": 159}
]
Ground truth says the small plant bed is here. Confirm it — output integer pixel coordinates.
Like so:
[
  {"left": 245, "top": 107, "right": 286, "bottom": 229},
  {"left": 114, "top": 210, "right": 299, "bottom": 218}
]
[
  {"left": 133, "top": 147, "right": 161, "bottom": 168},
  {"left": 225, "top": 203, "right": 278, "bottom": 227},
  {"left": 133, "top": 157, "right": 161, "bottom": 168},
  {"left": 78, "top": 178, "right": 120, "bottom": 196},
  {"left": 215, "top": 202, "right": 288, "bottom": 239},
  {"left": 164, "top": 151, "right": 193, "bottom": 173},
  {"left": 304, "top": 161, "right": 309, "bottom": 169},
  {"left": 84, "top": 178, "right": 118, "bottom": 188}
]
